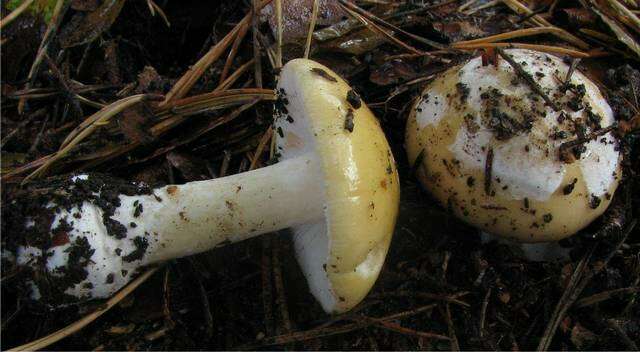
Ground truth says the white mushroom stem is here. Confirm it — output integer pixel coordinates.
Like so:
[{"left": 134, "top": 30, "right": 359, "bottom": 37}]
[
  {"left": 126, "top": 152, "right": 325, "bottom": 264},
  {"left": 11, "top": 152, "right": 325, "bottom": 304}
]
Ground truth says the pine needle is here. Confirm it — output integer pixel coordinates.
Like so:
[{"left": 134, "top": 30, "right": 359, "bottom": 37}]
[
  {"left": 156, "top": 89, "right": 276, "bottom": 118},
  {"left": 161, "top": 0, "right": 273, "bottom": 106},
  {"left": 304, "top": 0, "right": 320, "bottom": 59},
  {"left": 249, "top": 127, "right": 274, "bottom": 170},
  {"left": 220, "top": 18, "right": 251, "bottom": 83},
  {"left": 501, "top": 0, "right": 590, "bottom": 49},
  {"left": 453, "top": 42, "right": 590, "bottom": 57},
  {"left": 338, "top": 0, "right": 446, "bottom": 50},
  {"left": 453, "top": 27, "right": 565, "bottom": 46},
  {"left": 0, "top": 0, "right": 35, "bottom": 30},
  {"left": 340, "top": 4, "right": 423, "bottom": 55},
  {"left": 23, "top": 94, "right": 163, "bottom": 184},
  {"left": 216, "top": 59, "right": 256, "bottom": 92}
]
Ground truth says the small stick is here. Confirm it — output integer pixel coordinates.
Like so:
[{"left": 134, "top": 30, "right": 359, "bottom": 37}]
[
  {"left": 371, "top": 291, "right": 470, "bottom": 307},
  {"left": 272, "top": 237, "right": 293, "bottom": 346},
  {"left": 575, "top": 286, "right": 640, "bottom": 307},
  {"left": 75, "top": 41, "right": 93, "bottom": 76},
  {"left": 496, "top": 48, "right": 560, "bottom": 111},
  {"left": 275, "top": 0, "right": 283, "bottom": 67},
  {"left": 28, "top": 113, "right": 50, "bottom": 154},
  {"left": 444, "top": 304, "right": 460, "bottom": 350},
  {"left": 563, "top": 58, "right": 581, "bottom": 87},
  {"left": 161, "top": 267, "right": 176, "bottom": 330},
  {"left": 261, "top": 236, "right": 275, "bottom": 336},
  {"left": 367, "top": 318, "right": 451, "bottom": 341},
  {"left": 441, "top": 251, "right": 451, "bottom": 281},
  {"left": 252, "top": 0, "right": 263, "bottom": 88},
  {"left": 479, "top": 288, "right": 492, "bottom": 338},
  {"left": 558, "top": 124, "right": 617, "bottom": 158},
  {"left": 304, "top": 0, "right": 319, "bottom": 59},
  {"left": 484, "top": 147, "right": 494, "bottom": 196},
  {"left": 220, "top": 150, "right": 232, "bottom": 177}
]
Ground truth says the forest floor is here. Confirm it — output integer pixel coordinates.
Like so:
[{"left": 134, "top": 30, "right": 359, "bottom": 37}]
[{"left": 1, "top": 0, "right": 639, "bottom": 350}]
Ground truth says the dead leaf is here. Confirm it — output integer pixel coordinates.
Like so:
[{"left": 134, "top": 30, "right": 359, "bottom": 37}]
[
  {"left": 560, "top": 8, "right": 598, "bottom": 28},
  {"left": 432, "top": 21, "right": 487, "bottom": 43},
  {"left": 260, "top": 0, "right": 347, "bottom": 43},
  {"left": 58, "top": 0, "right": 126, "bottom": 48},
  {"left": 322, "top": 28, "right": 386, "bottom": 55},
  {"left": 369, "top": 59, "right": 418, "bottom": 86},
  {"left": 314, "top": 55, "right": 366, "bottom": 80}
]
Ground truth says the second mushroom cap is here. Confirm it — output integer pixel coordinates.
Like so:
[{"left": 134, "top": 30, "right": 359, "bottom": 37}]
[{"left": 405, "top": 49, "right": 620, "bottom": 242}]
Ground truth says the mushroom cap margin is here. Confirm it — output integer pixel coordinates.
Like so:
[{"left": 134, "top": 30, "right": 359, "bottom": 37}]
[{"left": 276, "top": 59, "right": 400, "bottom": 312}]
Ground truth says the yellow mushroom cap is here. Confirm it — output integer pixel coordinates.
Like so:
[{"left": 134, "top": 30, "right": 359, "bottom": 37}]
[
  {"left": 406, "top": 49, "right": 621, "bottom": 243},
  {"left": 275, "top": 59, "right": 400, "bottom": 313}
]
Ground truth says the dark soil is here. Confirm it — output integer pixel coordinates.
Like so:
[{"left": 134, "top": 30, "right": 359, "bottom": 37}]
[{"left": 2, "top": 0, "right": 639, "bottom": 350}]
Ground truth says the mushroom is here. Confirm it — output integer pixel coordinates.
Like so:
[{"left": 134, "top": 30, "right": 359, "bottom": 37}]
[
  {"left": 5, "top": 59, "right": 400, "bottom": 313},
  {"left": 405, "top": 49, "right": 620, "bottom": 259}
]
